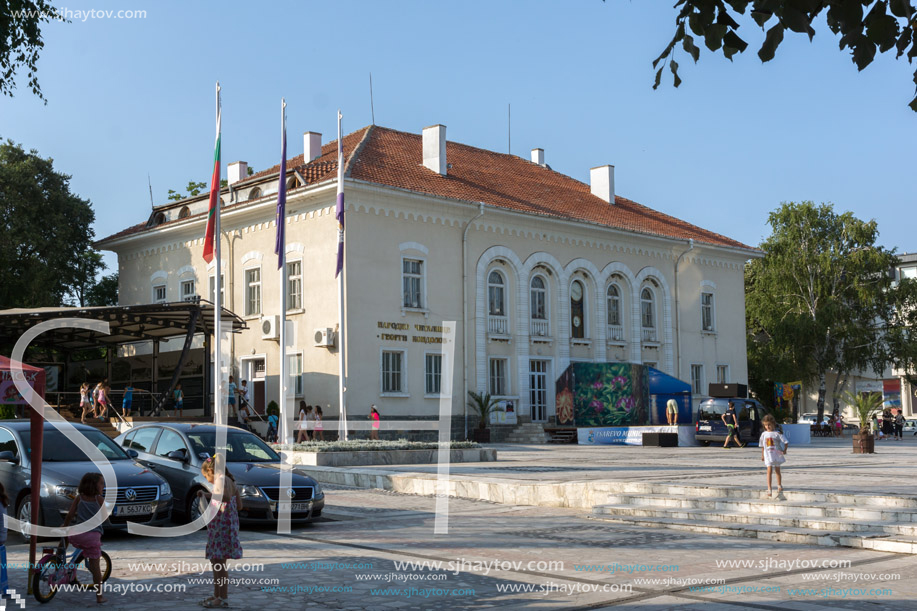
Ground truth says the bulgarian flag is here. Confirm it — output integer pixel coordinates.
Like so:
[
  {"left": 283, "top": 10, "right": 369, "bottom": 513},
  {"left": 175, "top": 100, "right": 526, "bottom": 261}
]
[{"left": 202, "top": 84, "right": 222, "bottom": 263}]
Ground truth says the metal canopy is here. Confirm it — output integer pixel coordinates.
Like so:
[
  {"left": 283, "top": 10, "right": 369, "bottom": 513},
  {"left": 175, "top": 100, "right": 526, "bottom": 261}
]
[{"left": 0, "top": 302, "right": 246, "bottom": 350}]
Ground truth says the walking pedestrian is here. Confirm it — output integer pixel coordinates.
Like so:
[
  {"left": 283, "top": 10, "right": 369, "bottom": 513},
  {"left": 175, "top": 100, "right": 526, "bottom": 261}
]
[
  {"left": 79, "top": 382, "right": 93, "bottom": 424},
  {"left": 62, "top": 473, "right": 108, "bottom": 605},
  {"left": 721, "top": 400, "right": 745, "bottom": 448},
  {"left": 198, "top": 454, "right": 242, "bottom": 608},
  {"left": 894, "top": 411, "right": 905, "bottom": 440},
  {"left": 370, "top": 405, "right": 381, "bottom": 441},
  {"left": 96, "top": 383, "right": 110, "bottom": 420},
  {"left": 313, "top": 406, "right": 324, "bottom": 441},
  {"left": 296, "top": 401, "right": 308, "bottom": 443},
  {"left": 760, "top": 414, "right": 789, "bottom": 498}
]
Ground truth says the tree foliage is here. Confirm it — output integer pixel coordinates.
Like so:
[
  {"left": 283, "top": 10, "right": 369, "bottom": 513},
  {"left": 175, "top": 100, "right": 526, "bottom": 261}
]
[
  {"left": 167, "top": 180, "right": 207, "bottom": 202},
  {"left": 86, "top": 272, "right": 118, "bottom": 306},
  {"left": 0, "top": 138, "right": 97, "bottom": 308},
  {"left": 1, "top": 0, "right": 61, "bottom": 102},
  {"left": 745, "top": 202, "right": 917, "bottom": 421},
  {"left": 650, "top": 0, "right": 917, "bottom": 111}
]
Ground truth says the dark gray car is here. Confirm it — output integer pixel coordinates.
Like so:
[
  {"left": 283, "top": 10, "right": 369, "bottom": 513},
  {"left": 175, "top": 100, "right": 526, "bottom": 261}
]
[
  {"left": 113, "top": 423, "right": 324, "bottom": 524},
  {"left": 0, "top": 422, "right": 173, "bottom": 541}
]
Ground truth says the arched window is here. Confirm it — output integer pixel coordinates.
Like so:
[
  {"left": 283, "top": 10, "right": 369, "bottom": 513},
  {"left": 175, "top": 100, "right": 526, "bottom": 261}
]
[
  {"left": 287, "top": 177, "right": 299, "bottom": 190},
  {"left": 607, "top": 284, "right": 621, "bottom": 326},
  {"left": 530, "top": 275, "right": 548, "bottom": 337},
  {"left": 570, "top": 280, "right": 585, "bottom": 339},
  {"left": 488, "top": 271, "right": 505, "bottom": 316},
  {"left": 248, "top": 187, "right": 262, "bottom": 201},
  {"left": 152, "top": 212, "right": 165, "bottom": 226},
  {"left": 641, "top": 287, "right": 656, "bottom": 341},
  {"left": 178, "top": 206, "right": 191, "bottom": 219}
]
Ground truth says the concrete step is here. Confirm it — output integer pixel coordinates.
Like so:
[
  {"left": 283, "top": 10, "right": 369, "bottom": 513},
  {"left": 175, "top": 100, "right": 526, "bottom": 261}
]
[
  {"left": 593, "top": 503, "right": 917, "bottom": 537},
  {"left": 590, "top": 512, "right": 917, "bottom": 554}
]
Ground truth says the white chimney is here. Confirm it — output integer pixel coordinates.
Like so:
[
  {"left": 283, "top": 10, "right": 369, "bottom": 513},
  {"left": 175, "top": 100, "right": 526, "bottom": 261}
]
[
  {"left": 531, "top": 148, "right": 545, "bottom": 166},
  {"left": 422, "top": 124, "right": 447, "bottom": 175},
  {"left": 227, "top": 161, "right": 248, "bottom": 185},
  {"left": 304, "top": 131, "right": 322, "bottom": 162},
  {"left": 590, "top": 165, "right": 615, "bottom": 204}
]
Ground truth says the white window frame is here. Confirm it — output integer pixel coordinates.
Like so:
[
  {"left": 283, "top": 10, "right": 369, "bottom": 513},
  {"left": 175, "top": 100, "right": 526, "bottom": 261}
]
[
  {"left": 716, "top": 364, "right": 729, "bottom": 385},
  {"left": 209, "top": 273, "right": 224, "bottom": 304},
  {"left": 701, "top": 291, "right": 716, "bottom": 332},
  {"left": 180, "top": 279, "right": 196, "bottom": 302},
  {"left": 401, "top": 257, "right": 425, "bottom": 310},
  {"left": 286, "top": 259, "right": 303, "bottom": 311},
  {"left": 153, "top": 284, "right": 167, "bottom": 304},
  {"left": 290, "top": 352, "right": 303, "bottom": 397},
  {"left": 570, "top": 279, "right": 588, "bottom": 340},
  {"left": 641, "top": 287, "right": 656, "bottom": 329},
  {"left": 380, "top": 349, "right": 408, "bottom": 396},
  {"left": 424, "top": 351, "right": 443, "bottom": 397},
  {"left": 489, "top": 357, "right": 509, "bottom": 397},
  {"left": 244, "top": 266, "right": 262, "bottom": 317},
  {"left": 606, "top": 283, "right": 622, "bottom": 326},
  {"left": 530, "top": 274, "right": 549, "bottom": 337},
  {"left": 488, "top": 270, "right": 506, "bottom": 316},
  {"left": 691, "top": 364, "right": 705, "bottom": 396}
]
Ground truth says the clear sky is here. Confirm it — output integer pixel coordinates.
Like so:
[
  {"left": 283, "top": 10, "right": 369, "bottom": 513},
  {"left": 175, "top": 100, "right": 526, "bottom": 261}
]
[{"left": 2, "top": 0, "right": 915, "bottom": 274}]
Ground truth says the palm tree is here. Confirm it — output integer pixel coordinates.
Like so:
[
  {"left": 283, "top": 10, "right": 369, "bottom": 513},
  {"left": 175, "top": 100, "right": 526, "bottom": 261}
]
[
  {"left": 840, "top": 390, "right": 883, "bottom": 435},
  {"left": 467, "top": 391, "right": 500, "bottom": 430}
]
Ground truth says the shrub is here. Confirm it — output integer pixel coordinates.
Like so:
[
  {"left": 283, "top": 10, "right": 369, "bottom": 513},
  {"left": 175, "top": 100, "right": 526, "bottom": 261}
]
[{"left": 273, "top": 439, "right": 480, "bottom": 453}]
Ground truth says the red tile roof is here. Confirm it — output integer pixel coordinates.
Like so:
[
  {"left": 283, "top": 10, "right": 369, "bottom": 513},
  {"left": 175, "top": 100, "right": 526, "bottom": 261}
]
[{"left": 98, "top": 125, "right": 753, "bottom": 251}]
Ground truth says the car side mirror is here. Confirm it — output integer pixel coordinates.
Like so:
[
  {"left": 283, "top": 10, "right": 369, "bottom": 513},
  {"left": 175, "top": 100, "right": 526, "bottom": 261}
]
[
  {"left": 167, "top": 449, "right": 189, "bottom": 463},
  {"left": 0, "top": 450, "right": 17, "bottom": 463},
  {"left": 126, "top": 449, "right": 139, "bottom": 458}
]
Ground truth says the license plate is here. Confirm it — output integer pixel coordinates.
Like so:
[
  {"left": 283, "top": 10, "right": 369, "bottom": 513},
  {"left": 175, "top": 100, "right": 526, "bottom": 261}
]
[
  {"left": 699, "top": 426, "right": 712, "bottom": 431},
  {"left": 113, "top": 504, "right": 152, "bottom": 516},
  {"left": 271, "top": 501, "right": 312, "bottom": 512}
]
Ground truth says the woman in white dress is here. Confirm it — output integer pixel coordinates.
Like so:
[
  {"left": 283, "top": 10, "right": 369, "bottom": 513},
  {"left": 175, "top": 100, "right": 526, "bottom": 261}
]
[{"left": 296, "top": 400, "right": 307, "bottom": 443}]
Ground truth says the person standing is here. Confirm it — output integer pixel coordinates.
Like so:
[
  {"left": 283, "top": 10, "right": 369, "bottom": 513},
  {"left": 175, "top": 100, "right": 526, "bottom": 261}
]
[
  {"left": 198, "top": 454, "right": 243, "bottom": 608},
  {"left": 96, "top": 383, "right": 110, "bottom": 420},
  {"left": 173, "top": 383, "right": 184, "bottom": 419},
  {"left": 722, "top": 400, "right": 745, "bottom": 448},
  {"left": 122, "top": 383, "right": 134, "bottom": 417},
  {"left": 882, "top": 410, "right": 893, "bottom": 440},
  {"left": 370, "top": 405, "right": 381, "bottom": 441},
  {"left": 227, "top": 376, "right": 237, "bottom": 419},
  {"left": 238, "top": 380, "right": 249, "bottom": 410},
  {"left": 313, "top": 406, "right": 324, "bottom": 441},
  {"left": 79, "top": 383, "right": 93, "bottom": 424},
  {"left": 894, "top": 410, "right": 905, "bottom": 441},
  {"left": 296, "top": 400, "right": 308, "bottom": 443},
  {"left": 759, "top": 414, "right": 789, "bottom": 498},
  {"left": 666, "top": 399, "right": 678, "bottom": 426}
]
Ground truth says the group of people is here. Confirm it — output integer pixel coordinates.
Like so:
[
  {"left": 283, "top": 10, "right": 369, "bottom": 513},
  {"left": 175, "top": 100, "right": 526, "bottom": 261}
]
[
  {"left": 871, "top": 410, "right": 907, "bottom": 440},
  {"left": 296, "top": 402, "right": 325, "bottom": 442},
  {"left": 78, "top": 380, "right": 119, "bottom": 423},
  {"left": 0, "top": 456, "right": 244, "bottom": 608}
]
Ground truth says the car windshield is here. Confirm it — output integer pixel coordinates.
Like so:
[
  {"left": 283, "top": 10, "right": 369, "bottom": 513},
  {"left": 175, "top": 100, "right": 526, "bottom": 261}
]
[
  {"left": 185, "top": 431, "right": 279, "bottom": 463},
  {"left": 20, "top": 429, "right": 131, "bottom": 462}
]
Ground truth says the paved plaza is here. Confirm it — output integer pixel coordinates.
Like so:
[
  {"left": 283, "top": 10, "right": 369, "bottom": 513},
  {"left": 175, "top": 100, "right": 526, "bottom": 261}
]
[{"left": 3, "top": 437, "right": 915, "bottom": 609}]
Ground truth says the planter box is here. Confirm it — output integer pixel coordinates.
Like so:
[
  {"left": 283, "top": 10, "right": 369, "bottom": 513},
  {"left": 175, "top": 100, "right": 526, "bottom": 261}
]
[
  {"left": 280, "top": 447, "right": 498, "bottom": 467},
  {"left": 853, "top": 433, "right": 875, "bottom": 454}
]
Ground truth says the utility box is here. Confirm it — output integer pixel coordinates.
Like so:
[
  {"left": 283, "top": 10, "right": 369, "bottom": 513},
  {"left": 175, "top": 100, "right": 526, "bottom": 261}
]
[{"left": 708, "top": 383, "right": 747, "bottom": 398}]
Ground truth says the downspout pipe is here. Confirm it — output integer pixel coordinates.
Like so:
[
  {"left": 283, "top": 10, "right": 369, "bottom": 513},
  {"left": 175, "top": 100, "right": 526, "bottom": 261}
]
[
  {"left": 674, "top": 238, "right": 694, "bottom": 381},
  {"left": 462, "top": 203, "right": 485, "bottom": 439}
]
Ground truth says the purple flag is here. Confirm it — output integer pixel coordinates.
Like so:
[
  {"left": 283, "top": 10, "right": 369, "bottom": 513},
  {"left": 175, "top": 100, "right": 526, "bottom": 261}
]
[
  {"left": 335, "top": 110, "right": 344, "bottom": 278},
  {"left": 274, "top": 101, "right": 287, "bottom": 269}
]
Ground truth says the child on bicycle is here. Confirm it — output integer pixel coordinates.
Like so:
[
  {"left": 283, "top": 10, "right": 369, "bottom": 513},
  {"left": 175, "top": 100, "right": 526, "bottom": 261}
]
[
  {"left": 198, "top": 454, "right": 242, "bottom": 608},
  {"left": 62, "top": 472, "right": 107, "bottom": 605}
]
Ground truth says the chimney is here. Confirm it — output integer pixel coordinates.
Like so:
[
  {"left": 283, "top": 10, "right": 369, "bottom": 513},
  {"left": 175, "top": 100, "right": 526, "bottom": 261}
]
[
  {"left": 304, "top": 131, "right": 322, "bottom": 162},
  {"left": 590, "top": 165, "right": 615, "bottom": 204},
  {"left": 227, "top": 161, "right": 248, "bottom": 185},
  {"left": 422, "top": 124, "right": 447, "bottom": 175},
  {"left": 531, "top": 148, "right": 545, "bottom": 166}
]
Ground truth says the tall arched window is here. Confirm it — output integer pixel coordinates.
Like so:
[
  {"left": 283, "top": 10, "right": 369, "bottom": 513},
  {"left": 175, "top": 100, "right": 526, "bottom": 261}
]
[
  {"left": 178, "top": 206, "right": 191, "bottom": 219},
  {"left": 641, "top": 287, "right": 656, "bottom": 342},
  {"left": 570, "top": 280, "right": 585, "bottom": 339},
  {"left": 487, "top": 270, "right": 507, "bottom": 335},
  {"left": 530, "top": 275, "right": 548, "bottom": 337},
  {"left": 607, "top": 284, "right": 624, "bottom": 342}
]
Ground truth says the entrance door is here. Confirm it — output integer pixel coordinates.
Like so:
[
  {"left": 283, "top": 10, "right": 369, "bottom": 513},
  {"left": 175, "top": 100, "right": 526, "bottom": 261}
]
[
  {"left": 242, "top": 357, "right": 266, "bottom": 414},
  {"left": 530, "top": 360, "right": 549, "bottom": 422}
]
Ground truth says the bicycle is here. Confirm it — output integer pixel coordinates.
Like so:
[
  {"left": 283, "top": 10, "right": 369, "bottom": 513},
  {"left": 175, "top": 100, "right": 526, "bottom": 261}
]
[{"left": 31, "top": 537, "right": 112, "bottom": 603}]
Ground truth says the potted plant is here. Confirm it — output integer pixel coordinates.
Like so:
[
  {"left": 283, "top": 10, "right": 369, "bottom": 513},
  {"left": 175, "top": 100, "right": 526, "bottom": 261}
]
[
  {"left": 467, "top": 390, "right": 499, "bottom": 443},
  {"left": 841, "top": 390, "right": 882, "bottom": 454}
]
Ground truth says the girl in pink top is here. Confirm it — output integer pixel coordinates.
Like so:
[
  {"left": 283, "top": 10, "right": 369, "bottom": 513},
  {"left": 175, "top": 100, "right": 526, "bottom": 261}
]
[{"left": 370, "top": 405, "right": 380, "bottom": 440}]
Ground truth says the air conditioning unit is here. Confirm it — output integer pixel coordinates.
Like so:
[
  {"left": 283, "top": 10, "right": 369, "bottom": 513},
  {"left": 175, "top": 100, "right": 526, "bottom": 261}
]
[
  {"left": 261, "top": 315, "right": 280, "bottom": 340},
  {"left": 314, "top": 328, "right": 335, "bottom": 347}
]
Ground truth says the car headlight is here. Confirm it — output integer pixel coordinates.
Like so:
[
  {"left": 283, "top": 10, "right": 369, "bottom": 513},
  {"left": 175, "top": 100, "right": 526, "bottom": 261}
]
[
  {"left": 313, "top": 482, "right": 323, "bottom": 498},
  {"left": 238, "top": 485, "right": 262, "bottom": 498},
  {"left": 160, "top": 481, "right": 171, "bottom": 497},
  {"left": 45, "top": 485, "right": 77, "bottom": 499}
]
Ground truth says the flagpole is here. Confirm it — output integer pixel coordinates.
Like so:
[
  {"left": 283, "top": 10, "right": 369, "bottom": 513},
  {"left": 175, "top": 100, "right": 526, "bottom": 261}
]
[
  {"left": 336, "top": 110, "right": 347, "bottom": 441},
  {"left": 214, "top": 82, "right": 223, "bottom": 425},
  {"left": 278, "top": 98, "right": 290, "bottom": 444}
]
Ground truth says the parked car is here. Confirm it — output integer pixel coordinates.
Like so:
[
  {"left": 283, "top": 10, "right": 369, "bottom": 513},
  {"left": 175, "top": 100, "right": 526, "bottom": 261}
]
[
  {"left": 114, "top": 423, "right": 324, "bottom": 525},
  {"left": 695, "top": 398, "right": 780, "bottom": 446},
  {"left": 0, "top": 422, "right": 173, "bottom": 542},
  {"left": 798, "top": 413, "right": 830, "bottom": 426},
  {"left": 904, "top": 419, "right": 917, "bottom": 434}
]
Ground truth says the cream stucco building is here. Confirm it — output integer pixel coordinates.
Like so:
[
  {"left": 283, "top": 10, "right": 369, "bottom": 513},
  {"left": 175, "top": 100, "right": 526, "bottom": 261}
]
[{"left": 98, "top": 124, "right": 759, "bottom": 438}]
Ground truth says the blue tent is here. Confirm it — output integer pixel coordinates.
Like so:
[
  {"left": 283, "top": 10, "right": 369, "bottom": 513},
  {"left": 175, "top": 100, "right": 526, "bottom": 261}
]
[{"left": 647, "top": 367, "right": 692, "bottom": 424}]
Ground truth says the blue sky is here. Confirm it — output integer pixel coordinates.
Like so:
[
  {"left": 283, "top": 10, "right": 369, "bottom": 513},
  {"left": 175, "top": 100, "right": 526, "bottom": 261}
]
[{"left": 3, "top": 0, "right": 915, "bottom": 274}]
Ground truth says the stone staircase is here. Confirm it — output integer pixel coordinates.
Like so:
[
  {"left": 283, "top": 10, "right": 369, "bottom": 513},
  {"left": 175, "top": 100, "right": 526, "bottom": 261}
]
[
  {"left": 592, "top": 482, "right": 917, "bottom": 554},
  {"left": 502, "top": 422, "right": 548, "bottom": 444}
]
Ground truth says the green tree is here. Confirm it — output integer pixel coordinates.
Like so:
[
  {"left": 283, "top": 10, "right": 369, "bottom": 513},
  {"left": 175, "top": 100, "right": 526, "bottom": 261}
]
[
  {"left": 746, "top": 202, "right": 917, "bottom": 422},
  {"left": 649, "top": 1, "right": 917, "bottom": 111},
  {"left": 86, "top": 272, "right": 118, "bottom": 306},
  {"left": 0, "top": 139, "right": 96, "bottom": 307},
  {"left": 167, "top": 180, "right": 207, "bottom": 202},
  {"left": 67, "top": 249, "right": 104, "bottom": 306},
  {"left": 1, "top": 0, "right": 61, "bottom": 102}
]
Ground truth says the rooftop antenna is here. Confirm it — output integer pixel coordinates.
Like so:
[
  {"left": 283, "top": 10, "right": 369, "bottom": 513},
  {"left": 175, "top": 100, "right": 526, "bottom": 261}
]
[
  {"left": 147, "top": 174, "right": 154, "bottom": 208},
  {"left": 507, "top": 103, "right": 511, "bottom": 154},
  {"left": 369, "top": 72, "right": 375, "bottom": 125}
]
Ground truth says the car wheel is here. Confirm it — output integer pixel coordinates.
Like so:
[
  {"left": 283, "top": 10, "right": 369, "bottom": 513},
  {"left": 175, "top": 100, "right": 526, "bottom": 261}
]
[
  {"left": 700, "top": 440, "right": 710, "bottom": 447},
  {"left": 17, "top": 494, "right": 40, "bottom": 544},
  {"left": 187, "top": 488, "right": 205, "bottom": 523}
]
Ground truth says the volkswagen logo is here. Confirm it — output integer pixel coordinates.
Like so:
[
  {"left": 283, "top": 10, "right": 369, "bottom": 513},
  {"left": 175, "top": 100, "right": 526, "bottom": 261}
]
[
  {"left": 125, "top": 488, "right": 137, "bottom": 502},
  {"left": 286, "top": 488, "right": 296, "bottom": 499}
]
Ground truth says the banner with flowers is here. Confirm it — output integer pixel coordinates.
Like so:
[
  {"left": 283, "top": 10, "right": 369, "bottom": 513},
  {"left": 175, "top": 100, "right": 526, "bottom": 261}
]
[{"left": 555, "top": 362, "right": 649, "bottom": 427}]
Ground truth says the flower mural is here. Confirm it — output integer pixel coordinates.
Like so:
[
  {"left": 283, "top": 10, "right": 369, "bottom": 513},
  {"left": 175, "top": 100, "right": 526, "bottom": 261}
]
[{"left": 569, "top": 363, "right": 649, "bottom": 427}]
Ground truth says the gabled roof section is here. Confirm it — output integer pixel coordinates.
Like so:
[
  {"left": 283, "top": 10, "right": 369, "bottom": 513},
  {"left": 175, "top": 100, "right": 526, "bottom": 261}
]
[{"left": 98, "top": 124, "right": 753, "bottom": 251}]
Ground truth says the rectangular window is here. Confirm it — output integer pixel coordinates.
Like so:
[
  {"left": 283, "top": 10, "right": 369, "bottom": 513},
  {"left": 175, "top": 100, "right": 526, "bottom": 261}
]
[
  {"left": 701, "top": 292, "right": 715, "bottom": 331},
  {"left": 382, "top": 351, "right": 405, "bottom": 394},
  {"left": 489, "top": 358, "right": 508, "bottom": 396},
  {"left": 181, "top": 280, "right": 196, "bottom": 302},
  {"left": 153, "top": 285, "right": 166, "bottom": 303},
  {"left": 716, "top": 364, "right": 729, "bottom": 384},
  {"left": 691, "top": 364, "right": 704, "bottom": 396},
  {"left": 287, "top": 260, "right": 302, "bottom": 310},
  {"left": 425, "top": 353, "right": 442, "bottom": 395},
  {"left": 245, "top": 268, "right": 262, "bottom": 316},
  {"left": 209, "top": 274, "right": 224, "bottom": 304},
  {"left": 402, "top": 259, "right": 423, "bottom": 308},
  {"left": 290, "top": 353, "right": 303, "bottom": 396}
]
